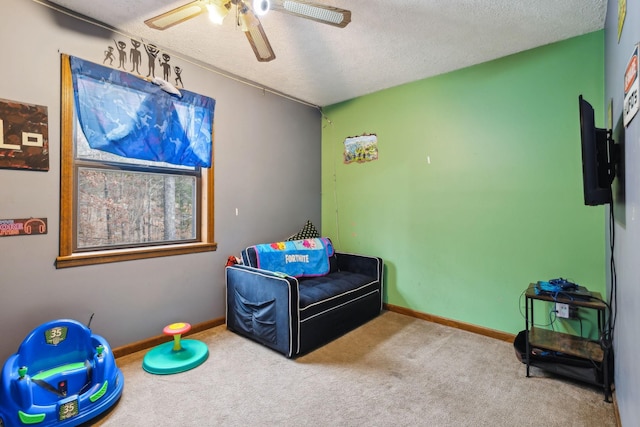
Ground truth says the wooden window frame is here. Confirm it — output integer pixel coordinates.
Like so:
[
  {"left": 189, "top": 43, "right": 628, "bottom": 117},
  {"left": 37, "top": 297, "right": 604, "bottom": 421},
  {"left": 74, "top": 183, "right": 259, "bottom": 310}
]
[{"left": 56, "top": 54, "right": 216, "bottom": 269}]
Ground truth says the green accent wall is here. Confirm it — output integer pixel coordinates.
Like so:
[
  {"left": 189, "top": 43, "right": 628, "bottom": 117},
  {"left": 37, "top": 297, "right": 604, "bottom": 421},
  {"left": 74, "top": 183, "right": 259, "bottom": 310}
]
[{"left": 321, "top": 31, "right": 605, "bottom": 334}]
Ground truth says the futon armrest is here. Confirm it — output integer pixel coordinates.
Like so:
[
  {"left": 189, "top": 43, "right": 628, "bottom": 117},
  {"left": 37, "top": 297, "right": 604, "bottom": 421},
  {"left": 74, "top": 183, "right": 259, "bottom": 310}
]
[
  {"left": 335, "top": 252, "right": 383, "bottom": 281},
  {"left": 225, "top": 265, "right": 300, "bottom": 358}
]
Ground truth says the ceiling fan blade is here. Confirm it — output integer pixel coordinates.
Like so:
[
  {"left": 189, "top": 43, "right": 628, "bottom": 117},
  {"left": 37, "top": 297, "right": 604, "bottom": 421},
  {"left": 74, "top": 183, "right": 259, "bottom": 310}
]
[
  {"left": 270, "top": 0, "right": 351, "bottom": 28},
  {"left": 243, "top": 20, "right": 277, "bottom": 62},
  {"left": 239, "top": 3, "right": 276, "bottom": 62},
  {"left": 145, "top": 0, "right": 208, "bottom": 30}
]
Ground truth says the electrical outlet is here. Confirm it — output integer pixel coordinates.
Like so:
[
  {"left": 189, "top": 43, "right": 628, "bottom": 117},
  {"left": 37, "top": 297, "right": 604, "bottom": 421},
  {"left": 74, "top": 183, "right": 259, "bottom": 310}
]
[
  {"left": 556, "top": 303, "right": 570, "bottom": 318},
  {"left": 569, "top": 306, "right": 579, "bottom": 318}
]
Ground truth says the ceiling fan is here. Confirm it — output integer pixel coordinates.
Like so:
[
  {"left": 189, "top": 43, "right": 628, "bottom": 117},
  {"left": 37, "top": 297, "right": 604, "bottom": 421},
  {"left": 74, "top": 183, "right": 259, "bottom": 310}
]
[{"left": 144, "top": 0, "right": 351, "bottom": 62}]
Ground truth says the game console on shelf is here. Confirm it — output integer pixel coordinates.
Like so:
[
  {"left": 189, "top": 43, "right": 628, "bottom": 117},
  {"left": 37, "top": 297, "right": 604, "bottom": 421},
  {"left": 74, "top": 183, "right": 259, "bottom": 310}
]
[{"left": 534, "top": 278, "right": 592, "bottom": 300}]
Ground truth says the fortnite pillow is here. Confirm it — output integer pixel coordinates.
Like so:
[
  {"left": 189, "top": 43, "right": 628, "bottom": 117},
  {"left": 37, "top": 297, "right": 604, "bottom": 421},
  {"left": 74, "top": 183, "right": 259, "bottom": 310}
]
[{"left": 250, "top": 237, "right": 334, "bottom": 277}]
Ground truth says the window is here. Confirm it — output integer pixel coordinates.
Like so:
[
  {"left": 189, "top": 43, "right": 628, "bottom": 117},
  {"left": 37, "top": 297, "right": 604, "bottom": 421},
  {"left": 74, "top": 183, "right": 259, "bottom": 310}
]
[{"left": 57, "top": 55, "right": 216, "bottom": 268}]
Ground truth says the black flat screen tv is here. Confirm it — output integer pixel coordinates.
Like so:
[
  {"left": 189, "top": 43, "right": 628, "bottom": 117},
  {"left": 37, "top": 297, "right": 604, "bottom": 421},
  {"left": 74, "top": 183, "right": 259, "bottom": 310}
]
[{"left": 578, "top": 95, "right": 616, "bottom": 206}]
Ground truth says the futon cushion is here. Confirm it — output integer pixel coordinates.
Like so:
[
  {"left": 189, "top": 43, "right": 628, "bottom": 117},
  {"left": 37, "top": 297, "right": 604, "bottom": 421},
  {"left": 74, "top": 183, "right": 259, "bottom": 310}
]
[{"left": 298, "top": 271, "right": 379, "bottom": 321}]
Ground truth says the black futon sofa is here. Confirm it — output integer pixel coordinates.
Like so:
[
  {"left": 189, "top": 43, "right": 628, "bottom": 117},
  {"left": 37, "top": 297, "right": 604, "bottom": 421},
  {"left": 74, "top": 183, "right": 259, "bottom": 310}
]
[{"left": 225, "top": 239, "right": 383, "bottom": 358}]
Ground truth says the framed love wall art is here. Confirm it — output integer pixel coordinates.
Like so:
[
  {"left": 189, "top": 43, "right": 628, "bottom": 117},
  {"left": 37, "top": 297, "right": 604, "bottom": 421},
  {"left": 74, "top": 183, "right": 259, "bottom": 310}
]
[{"left": 0, "top": 98, "right": 49, "bottom": 171}]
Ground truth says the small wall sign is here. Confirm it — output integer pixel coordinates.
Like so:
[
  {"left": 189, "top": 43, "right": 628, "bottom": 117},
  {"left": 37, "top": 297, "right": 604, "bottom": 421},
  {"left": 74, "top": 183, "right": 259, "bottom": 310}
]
[
  {"left": 343, "top": 133, "right": 378, "bottom": 164},
  {"left": 0, "top": 218, "right": 48, "bottom": 237},
  {"left": 623, "top": 45, "right": 639, "bottom": 127}
]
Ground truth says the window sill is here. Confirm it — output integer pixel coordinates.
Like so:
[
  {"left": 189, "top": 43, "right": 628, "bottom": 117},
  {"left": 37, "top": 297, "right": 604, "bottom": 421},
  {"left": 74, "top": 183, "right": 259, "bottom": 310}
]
[{"left": 56, "top": 242, "right": 218, "bottom": 269}]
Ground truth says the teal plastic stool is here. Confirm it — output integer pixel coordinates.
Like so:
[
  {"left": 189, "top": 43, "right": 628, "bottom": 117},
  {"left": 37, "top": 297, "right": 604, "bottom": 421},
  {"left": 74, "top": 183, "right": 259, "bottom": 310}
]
[{"left": 142, "top": 322, "right": 209, "bottom": 375}]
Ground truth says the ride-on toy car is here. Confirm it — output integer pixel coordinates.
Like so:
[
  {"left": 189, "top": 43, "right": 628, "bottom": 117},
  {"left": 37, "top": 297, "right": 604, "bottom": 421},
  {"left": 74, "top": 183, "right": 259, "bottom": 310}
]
[{"left": 0, "top": 319, "right": 124, "bottom": 426}]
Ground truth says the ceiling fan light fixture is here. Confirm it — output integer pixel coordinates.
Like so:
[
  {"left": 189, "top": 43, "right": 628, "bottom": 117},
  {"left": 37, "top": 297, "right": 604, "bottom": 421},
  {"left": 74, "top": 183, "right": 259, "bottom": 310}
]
[
  {"left": 252, "top": 0, "right": 270, "bottom": 16},
  {"left": 144, "top": 0, "right": 351, "bottom": 63},
  {"left": 206, "top": 1, "right": 230, "bottom": 24}
]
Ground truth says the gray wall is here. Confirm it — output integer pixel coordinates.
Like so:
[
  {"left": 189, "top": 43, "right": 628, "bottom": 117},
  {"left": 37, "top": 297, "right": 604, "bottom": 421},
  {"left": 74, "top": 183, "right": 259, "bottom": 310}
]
[
  {"left": 604, "top": 1, "right": 640, "bottom": 425},
  {"left": 0, "top": 0, "right": 320, "bottom": 362}
]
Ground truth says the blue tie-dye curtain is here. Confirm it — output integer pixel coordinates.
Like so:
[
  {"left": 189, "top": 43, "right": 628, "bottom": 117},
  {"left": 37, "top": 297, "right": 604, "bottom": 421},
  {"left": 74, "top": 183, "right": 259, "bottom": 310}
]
[{"left": 70, "top": 56, "right": 214, "bottom": 168}]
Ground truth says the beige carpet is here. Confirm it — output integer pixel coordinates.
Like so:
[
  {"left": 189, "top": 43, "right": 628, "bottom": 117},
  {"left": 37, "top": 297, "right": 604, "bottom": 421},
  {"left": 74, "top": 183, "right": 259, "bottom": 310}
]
[{"left": 93, "top": 311, "right": 616, "bottom": 426}]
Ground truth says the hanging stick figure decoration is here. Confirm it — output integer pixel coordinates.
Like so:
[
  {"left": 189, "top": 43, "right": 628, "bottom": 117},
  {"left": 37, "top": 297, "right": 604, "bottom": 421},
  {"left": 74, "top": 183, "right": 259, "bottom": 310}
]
[
  {"left": 174, "top": 66, "right": 183, "bottom": 88},
  {"left": 144, "top": 44, "right": 159, "bottom": 78},
  {"left": 96, "top": 40, "right": 187, "bottom": 88},
  {"left": 129, "top": 39, "right": 142, "bottom": 74},
  {"left": 103, "top": 46, "right": 115, "bottom": 65},
  {"left": 114, "top": 40, "right": 127, "bottom": 70},
  {"left": 159, "top": 53, "right": 171, "bottom": 82}
]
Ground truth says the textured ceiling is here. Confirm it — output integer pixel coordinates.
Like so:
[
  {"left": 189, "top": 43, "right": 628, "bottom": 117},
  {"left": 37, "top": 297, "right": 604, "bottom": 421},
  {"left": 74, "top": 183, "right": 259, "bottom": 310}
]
[{"left": 42, "top": 0, "right": 606, "bottom": 107}]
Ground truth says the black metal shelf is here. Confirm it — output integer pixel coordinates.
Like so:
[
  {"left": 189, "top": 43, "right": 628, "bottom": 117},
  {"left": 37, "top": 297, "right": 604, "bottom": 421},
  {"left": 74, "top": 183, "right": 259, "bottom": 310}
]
[{"left": 524, "top": 283, "right": 611, "bottom": 402}]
